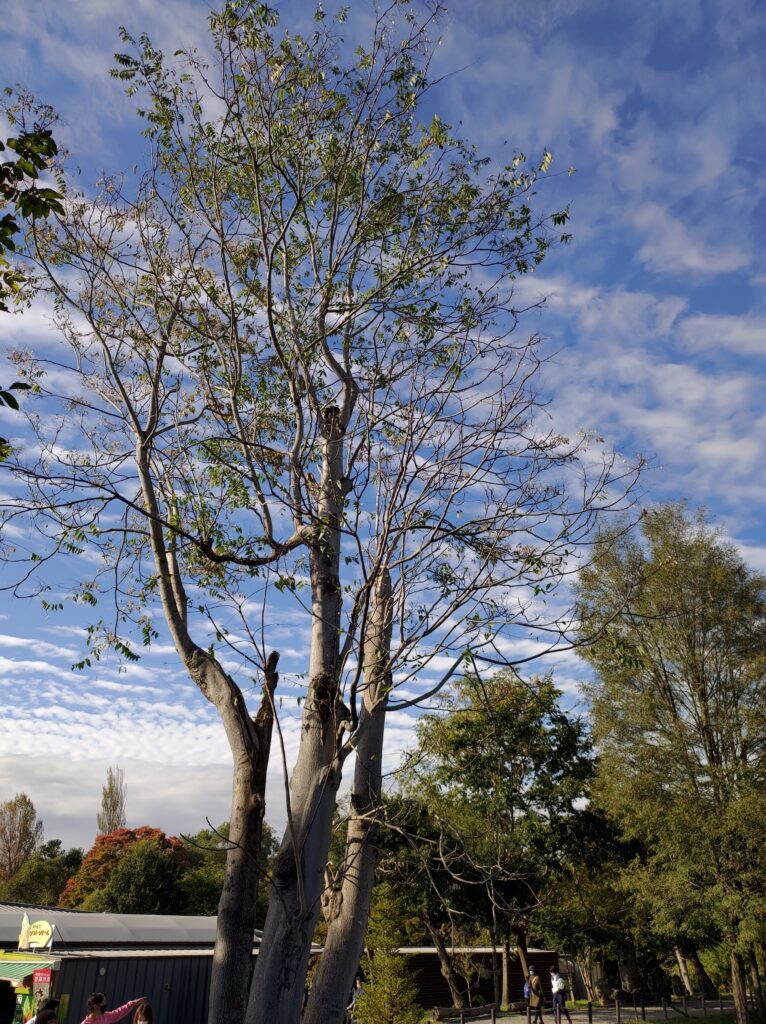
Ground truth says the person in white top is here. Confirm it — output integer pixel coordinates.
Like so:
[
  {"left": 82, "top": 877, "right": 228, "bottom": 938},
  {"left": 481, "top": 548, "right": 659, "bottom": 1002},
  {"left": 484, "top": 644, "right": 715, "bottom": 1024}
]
[
  {"left": 550, "top": 967, "right": 573, "bottom": 1024},
  {"left": 26, "top": 998, "right": 59, "bottom": 1024}
]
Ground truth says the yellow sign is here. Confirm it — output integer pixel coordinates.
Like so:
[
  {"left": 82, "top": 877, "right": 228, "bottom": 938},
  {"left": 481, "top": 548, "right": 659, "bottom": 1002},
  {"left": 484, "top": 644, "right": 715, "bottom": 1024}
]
[{"left": 27, "top": 921, "right": 54, "bottom": 950}]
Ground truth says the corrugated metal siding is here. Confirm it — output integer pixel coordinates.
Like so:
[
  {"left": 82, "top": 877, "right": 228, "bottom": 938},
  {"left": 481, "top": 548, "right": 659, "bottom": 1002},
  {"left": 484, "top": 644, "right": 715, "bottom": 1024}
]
[
  {"left": 51, "top": 947, "right": 559, "bottom": 1020},
  {"left": 57, "top": 953, "right": 212, "bottom": 1024}
]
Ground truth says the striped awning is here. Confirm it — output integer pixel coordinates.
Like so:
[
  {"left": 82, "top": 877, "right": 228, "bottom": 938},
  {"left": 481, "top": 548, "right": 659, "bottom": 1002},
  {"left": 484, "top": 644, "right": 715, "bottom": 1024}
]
[{"left": 0, "top": 958, "right": 56, "bottom": 983}]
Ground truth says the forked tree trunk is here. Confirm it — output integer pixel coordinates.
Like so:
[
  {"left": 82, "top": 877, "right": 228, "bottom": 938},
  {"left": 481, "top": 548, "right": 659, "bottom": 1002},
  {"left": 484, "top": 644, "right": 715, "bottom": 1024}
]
[
  {"left": 580, "top": 949, "right": 597, "bottom": 1005},
  {"left": 425, "top": 913, "right": 467, "bottom": 1008},
  {"left": 247, "top": 413, "right": 347, "bottom": 1024},
  {"left": 302, "top": 570, "right": 392, "bottom": 1024}
]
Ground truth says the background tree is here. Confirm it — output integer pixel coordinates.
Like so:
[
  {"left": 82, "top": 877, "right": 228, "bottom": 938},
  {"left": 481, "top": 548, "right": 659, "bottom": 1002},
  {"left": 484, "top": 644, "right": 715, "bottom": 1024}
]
[
  {"left": 5, "top": 3, "right": 637, "bottom": 1022},
  {"left": 87, "top": 837, "right": 184, "bottom": 913},
  {"left": 576, "top": 504, "right": 766, "bottom": 1024},
  {"left": 97, "top": 765, "right": 127, "bottom": 836},
  {"left": 353, "top": 882, "right": 422, "bottom": 1024},
  {"left": 179, "top": 822, "right": 278, "bottom": 921},
  {"left": 398, "top": 671, "right": 593, "bottom": 1007},
  {"left": 59, "top": 825, "right": 181, "bottom": 908},
  {"left": 0, "top": 793, "right": 43, "bottom": 880},
  {"left": 0, "top": 838, "right": 82, "bottom": 906}
]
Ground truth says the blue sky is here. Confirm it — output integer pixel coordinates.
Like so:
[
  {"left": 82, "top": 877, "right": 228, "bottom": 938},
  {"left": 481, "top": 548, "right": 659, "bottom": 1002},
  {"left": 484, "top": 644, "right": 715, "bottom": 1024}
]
[{"left": 0, "top": 0, "right": 764, "bottom": 852}]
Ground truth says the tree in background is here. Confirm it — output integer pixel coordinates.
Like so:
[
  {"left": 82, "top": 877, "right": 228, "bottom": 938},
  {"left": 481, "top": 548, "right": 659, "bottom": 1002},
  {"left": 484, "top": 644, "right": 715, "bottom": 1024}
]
[
  {"left": 5, "top": 2, "right": 637, "bottom": 1021},
  {"left": 576, "top": 504, "right": 766, "bottom": 1024},
  {"left": 353, "top": 883, "right": 422, "bottom": 1024},
  {"left": 0, "top": 793, "right": 43, "bottom": 880},
  {"left": 88, "top": 837, "right": 184, "bottom": 913},
  {"left": 179, "top": 822, "right": 278, "bottom": 922},
  {"left": 0, "top": 839, "right": 82, "bottom": 906},
  {"left": 399, "top": 672, "right": 593, "bottom": 1007},
  {"left": 59, "top": 825, "right": 182, "bottom": 908},
  {"left": 97, "top": 765, "right": 127, "bottom": 836}
]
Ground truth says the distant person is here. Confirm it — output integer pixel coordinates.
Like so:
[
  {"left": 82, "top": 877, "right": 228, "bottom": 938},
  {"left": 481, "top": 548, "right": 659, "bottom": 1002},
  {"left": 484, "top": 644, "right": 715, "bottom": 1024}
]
[
  {"left": 81, "top": 993, "right": 146, "bottom": 1024},
  {"left": 550, "top": 966, "right": 573, "bottom": 1024},
  {"left": 529, "top": 965, "right": 545, "bottom": 1024},
  {"left": 26, "top": 998, "right": 59, "bottom": 1024},
  {"left": 524, "top": 971, "right": 532, "bottom": 1014},
  {"left": 346, "top": 977, "right": 364, "bottom": 1021},
  {"left": 132, "top": 1003, "right": 153, "bottom": 1024}
]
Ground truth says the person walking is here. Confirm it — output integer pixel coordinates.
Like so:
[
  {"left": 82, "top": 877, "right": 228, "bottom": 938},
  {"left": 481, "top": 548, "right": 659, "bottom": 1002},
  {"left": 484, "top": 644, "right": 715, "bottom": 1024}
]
[
  {"left": 524, "top": 971, "right": 532, "bottom": 1016},
  {"left": 529, "top": 965, "right": 545, "bottom": 1024},
  {"left": 80, "top": 993, "right": 146, "bottom": 1024},
  {"left": 550, "top": 966, "right": 573, "bottom": 1024}
]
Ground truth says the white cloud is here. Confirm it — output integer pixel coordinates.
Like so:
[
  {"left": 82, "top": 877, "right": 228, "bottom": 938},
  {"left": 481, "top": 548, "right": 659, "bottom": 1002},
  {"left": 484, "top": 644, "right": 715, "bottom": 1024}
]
[
  {"left": 634, "top": 202, "right": 748, "bottom": 275},
  {"left": 679, "top": 314, "right": 766, "bottom": 355}
]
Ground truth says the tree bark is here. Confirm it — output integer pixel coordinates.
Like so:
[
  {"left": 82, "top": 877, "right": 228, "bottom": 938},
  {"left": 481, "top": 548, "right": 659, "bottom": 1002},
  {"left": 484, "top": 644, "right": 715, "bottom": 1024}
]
[
  {"left": 302, "top": 570, "right": 392, "bottom": 1024},
  {"left": 208, "top": 653, "right": 279, "bottom": 1024},
  {"left": 247, "top": 413, "right": 348, "bottom": 1024},
  {"left": 675, "top": 948, "right": 693, "bottom": 996},
  {"left": 502, "top": 934, "right": 512, "bottom": 1009},
  {"left": 424, "top": 912, "right": 467, "bottom": 1008},
  {"left": 731, "top": 949, "right": 749, "bottom": 1024},
  {"left": 580, "top": 950, "right": 597, "bottom": 1004},
  {"left": 748, "top": 947, "right": 765, "bottom": 1017},
  {"left": 684, "top": 947, "right": 717, "bottom": 997}
]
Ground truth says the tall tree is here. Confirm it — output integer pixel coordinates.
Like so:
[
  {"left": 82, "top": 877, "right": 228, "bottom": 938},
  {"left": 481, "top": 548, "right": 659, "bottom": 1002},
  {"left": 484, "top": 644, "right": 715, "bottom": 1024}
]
[
  {"left": 0, "top": 793, "right": 44, "bottom": 880},
  {"left": 399, "top": 672, "right": 593, "bottom": 1006},
  {"left": 576, "top": 504, "right": 766, "bottom": 1024},
  {"left": 97, "top": 765, "right": 127, "bottom": 836},
  {"left": 4, "top": 3, "right": 638, "bottom": 1022}
]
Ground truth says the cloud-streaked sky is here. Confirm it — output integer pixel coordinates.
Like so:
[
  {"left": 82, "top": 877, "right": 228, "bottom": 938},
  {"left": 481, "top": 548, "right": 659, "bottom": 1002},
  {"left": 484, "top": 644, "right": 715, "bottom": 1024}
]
[{"left": 0, "top": 0, "right": 764, "bottom": 852}]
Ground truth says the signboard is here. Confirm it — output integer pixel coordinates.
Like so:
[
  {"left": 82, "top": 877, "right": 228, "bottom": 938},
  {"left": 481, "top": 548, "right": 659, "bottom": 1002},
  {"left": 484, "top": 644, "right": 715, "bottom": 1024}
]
[
  {"left": 32, "top": 968, "right": 52, "bottom": 985},
  {"left": 27, "top": 921, "right": 54, "bottom": 950},
  {"left": 17, "top": 913, "right": 30, "bottom": 951}
]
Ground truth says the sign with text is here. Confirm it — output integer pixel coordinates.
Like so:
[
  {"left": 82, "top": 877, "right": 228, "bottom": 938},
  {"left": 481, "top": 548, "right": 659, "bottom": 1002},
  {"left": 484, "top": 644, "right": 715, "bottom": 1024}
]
[{"left": 27, "top": 921, "right": 54, "bottom": 949}]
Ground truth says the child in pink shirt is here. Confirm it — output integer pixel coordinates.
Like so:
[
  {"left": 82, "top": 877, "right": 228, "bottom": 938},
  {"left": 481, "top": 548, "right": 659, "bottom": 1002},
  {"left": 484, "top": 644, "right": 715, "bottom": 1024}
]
[{"left": 80, "top": 993, "right": 146, "bottom": 1024}]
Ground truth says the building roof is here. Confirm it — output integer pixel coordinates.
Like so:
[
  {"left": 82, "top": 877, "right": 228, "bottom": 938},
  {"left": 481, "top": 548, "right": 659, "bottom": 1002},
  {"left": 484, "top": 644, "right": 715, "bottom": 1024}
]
[{"left": 0, "top": 902, "right": 250, "bottom": 949}]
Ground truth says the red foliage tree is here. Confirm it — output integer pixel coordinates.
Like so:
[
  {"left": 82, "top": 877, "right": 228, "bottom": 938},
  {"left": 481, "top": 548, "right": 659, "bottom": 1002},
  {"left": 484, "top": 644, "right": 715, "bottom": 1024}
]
[{"left": 58, "top": 826, "right": 183, "bottom": 908}]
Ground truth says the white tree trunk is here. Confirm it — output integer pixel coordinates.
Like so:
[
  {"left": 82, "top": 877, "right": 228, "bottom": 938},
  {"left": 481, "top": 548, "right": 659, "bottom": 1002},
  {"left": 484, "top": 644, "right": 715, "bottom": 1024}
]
[
  {"left": 302, "top": 570, "right": 392, "bottom": 1024},
  {"left": 247, "top": 416, "right": 347, "bottom": 1024},
  {"left": 675, "top": 947, "right": 693, "bottom": 996}
]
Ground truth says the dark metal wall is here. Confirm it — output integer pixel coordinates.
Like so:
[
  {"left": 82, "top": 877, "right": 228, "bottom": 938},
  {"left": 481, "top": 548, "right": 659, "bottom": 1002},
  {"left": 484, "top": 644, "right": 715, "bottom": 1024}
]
[
  {"left": 57, "top": 955, "right": 212, "bottom": 1024},
  {"left": 393, "top": 949, "right": 559, "bottom": 1010}
]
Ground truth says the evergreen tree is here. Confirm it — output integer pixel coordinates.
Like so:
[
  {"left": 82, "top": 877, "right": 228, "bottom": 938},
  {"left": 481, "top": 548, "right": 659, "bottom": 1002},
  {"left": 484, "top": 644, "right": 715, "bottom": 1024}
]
[{"left": 354, "top": 884, "right": 422, "bottom": 1024}]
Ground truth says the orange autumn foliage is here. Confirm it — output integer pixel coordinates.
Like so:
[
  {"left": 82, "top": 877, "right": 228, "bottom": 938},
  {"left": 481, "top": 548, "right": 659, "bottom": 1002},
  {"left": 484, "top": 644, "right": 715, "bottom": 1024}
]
[{"left": 58, "top": 826, "right": 183, "bottom": 908}]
